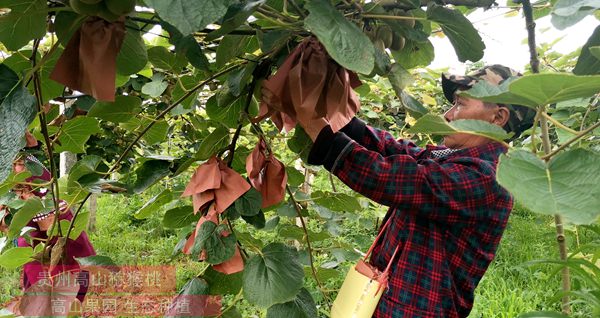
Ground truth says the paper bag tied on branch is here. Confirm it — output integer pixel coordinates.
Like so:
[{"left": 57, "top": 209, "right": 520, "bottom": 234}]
[
  {"left": 258, "top": 37, "right": 362, "bottom": 132},
  {"left": 246, "top": 139, "right": 287, "bottom": 208},
  {"left": 182, "top": 157, "right": 251, "bottom": 215},
  {"left": 50, "top": 17, "right": 125, "bottom": 102}
]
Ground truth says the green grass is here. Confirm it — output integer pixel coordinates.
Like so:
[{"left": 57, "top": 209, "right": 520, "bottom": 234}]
[{"left": 1, "top": 196, "right": 595, "bottom": 317}]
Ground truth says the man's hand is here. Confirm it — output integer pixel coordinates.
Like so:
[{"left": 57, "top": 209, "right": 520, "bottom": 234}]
[{"left": 302, "top": 118, "right": 329, "bottom": 142}]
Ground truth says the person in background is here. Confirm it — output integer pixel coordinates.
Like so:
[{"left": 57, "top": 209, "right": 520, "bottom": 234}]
[
  {"left": 0, "top": 136, "right": 96, "bottom": 304},
  {"left": 288, "top": 65, "right": 535, "bottom": 317}
]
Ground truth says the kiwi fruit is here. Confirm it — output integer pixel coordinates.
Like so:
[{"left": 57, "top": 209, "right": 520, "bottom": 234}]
[
  {"left": 376, "top": 25, "right": 393, "bottom": 48},
  {"left": 105, "top": 0, "right": 136, "bottom": 16},
  {"left": 390, "top": 33, "right": 406, "bottom": 51},
  {"left": 79, "top": 0, "right": 102, "bottom": 4},
  {"left": 97, "top": 4, "right": 121, "bottom": 22},
  {"left": 69, "top": 0, "right": 103, "bottom": 16},
  {"left": 393, "top": 9, "right": 416, "bottom": 29}
]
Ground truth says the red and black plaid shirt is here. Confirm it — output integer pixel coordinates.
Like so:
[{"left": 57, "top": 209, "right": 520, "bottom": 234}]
[{"left": 308, "top": 118, "right": 513, "bottom": 317}]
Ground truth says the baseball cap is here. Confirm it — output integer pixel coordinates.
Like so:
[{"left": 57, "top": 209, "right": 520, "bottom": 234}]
[{"left": 441, "top": 64, "right": 536, "bottom": 139}]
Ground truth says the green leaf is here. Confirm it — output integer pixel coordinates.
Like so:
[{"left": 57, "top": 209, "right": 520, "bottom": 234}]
[
  {"left": 287, "top": 126, "right": 313, "bottom": 162},
  {"left": 234, "top": 187, "right": 262, "bottom": 217},
  {"left": 242, "top": 210, "right": 266, "bottom": 229},
  {"left": 194, "top": 221, "right": 237, "bottom": 264},
  {"left": 75, "top": 255, "right": 117, "bottom": 266},
  {"left": 243, "top": 243, "right": 304, "bottom": 308},
  {"left": 590, "top": 45, "right": 600, "bottom": 59},
  {"left": 163, "top": 206, "right": 199, "bottom": 228},
  {"left": 304, "top": 0, "right": 374, "bottom": 74},
  {"left": 145, "top": 0, "right": 231, "bottom": 35},
  {"left": 387, "top": 63, "right": 413, "bottom": 96},
  {"left": 204, "top": 2, "right": 258, "bottom": 41},
  {"left": 462, "top": 73, "right": 600, "bottom": 108},
  {"left": 162, "top": 22, "right": 210, "bottom": 71},
  {"left": 141, "top": 74, "right": 169, "bottom": 97},
  {"left": 426, "top": 4, "right": 485, "bottom": 62},
  {"left": 8, "top": 197, "right": 43, "bottom": 238},
  {"left": 574, "top": 25, "right": 600, "bottom": 75},
  {"left": 131, "top": 159, "right": 172, "bottom": 194},
  {"left": 0, "top": 247, "right": 33, "bottom": 269},
  {"left": 172, "top": 74, "right": 202, "bottom": 112},
  {"left": 147, "top": 46, "right": 188, "bottom": 74},
  {"left": 0, "top": 64, "right": 20, "bottom": 102},
  {"left": 54, "top": 11, "right": 84, "bottom": 45},
  {"left": 88, "top": 95, "right": 142, "bottom": 123},
  {"left": 497, "top": 149, "right": 600, "bottom": 225},
  {"left": 518, "top": 312, "right": 572, "bottom": 318},
  {"left": 0, "top": 0, "right": 47, "bottom": 51},
  {"left": 0, "top": 83, "right": 36, "bottom": 183},
  {"left": 400, "top": 91, "right": 428, "bottom": 119},
  {"left": 3, "top": 49, "right": 65, "bottom": 103},
  {"left": 206, "top": 94, "right": 249, "bottom": 129},
  {"left": 134, "top": 189, "right": 175, "bottom": 219},
  {"left": 312, "top": 191, "right": 361, "bottom": 212},
  {"left": 407, "top": 114, "right": 512, "bottom": 141},
  {"left": 143, "top": 119, "right": 170, "bottom": 145},
  {"left": 55, "top": 117, "right": 101, "bottom": 153},
  {"left": 216, "top": 35, "right": 258, "bottom": 68},
  {"left": 197, "top": 126, "right": 231, "bottom": 160},
  {"left": 266, "top": 288, "right": 318, "bottom": 318},
  {"left": 203, "top": 266, "right": 243, "bottom": 295},
  {"left": 116, "top": 22, "right": 148, "bottom": 76},
  {"left": 391, "top": 39, "right": 435, "bottom": 70},
  {"left": 285, "top": 167, "right": 305, "bottom": 187},
  {"left": 67, "top": 156, "right": 108, "bottom": 190}
]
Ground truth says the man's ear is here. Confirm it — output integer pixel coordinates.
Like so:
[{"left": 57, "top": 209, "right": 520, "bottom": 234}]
[{"left": 494, "top": 106, "right": 510, "bottom": 127}]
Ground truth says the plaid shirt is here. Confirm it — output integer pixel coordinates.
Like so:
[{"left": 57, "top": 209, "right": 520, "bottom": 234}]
[{"left": 308, "top": 118, "right": 513, "bottom": 318}]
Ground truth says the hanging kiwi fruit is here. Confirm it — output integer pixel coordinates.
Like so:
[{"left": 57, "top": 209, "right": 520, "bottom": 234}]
[{"left": 69, "top": 0, "right": 136, "bottom": 22}]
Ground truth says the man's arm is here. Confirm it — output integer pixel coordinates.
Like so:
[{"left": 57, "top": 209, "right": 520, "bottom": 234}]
[
  {"left": 308, "top": 128, "right": 510, "bottom": 223},
  {"left": 306, "top": 118, "right": 425, "bottom": 158}
]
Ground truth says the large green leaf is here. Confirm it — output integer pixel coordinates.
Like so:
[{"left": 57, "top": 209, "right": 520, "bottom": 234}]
[
  {"left": 387, "top": 63, "right": 413, "bottom": 96},
  {"left": 234, "top": 187, "right": 262, "bottom": 217},
  {"left": 407, "top": 114, "right": 512, "bottom": 141},
  {"left": 265, "top": 288, "right": 318, "bottom": 318},
  {"left": 0, "top": 0, "right": 47, "bottom": 51},
  {"left": 3, "top": 49, "right": 65, "bottom": 103},
  {"left": 74, "top": 255, "right": 117, "bottom": 267},
  {"left": 67, "top": 155, "right": 108, "bottom": 190},
  {"left": 391, "top": 39, "right": 435, "bottom": 70},
  {"left": 203, "top": 266, "right": 243, "bottom": 295},
  {"left": 205, "top": 95, "right": 246, "bottom": 128},
  {"left": 87, "top": 95, "right": 142, "bottom": 123},
  {"left": 0, "top": 64, "right": 20, "bottom": 101},
  {"left": 497, "top": 149, "right": 600, "bottom": 225},
  {"left": 131, "top": 159, "right": 172, "bottom": 194},
  {"left": 145, "top": 0, "right": 231, "bottom": 36},
  {"left": 54, "top": 11, "right": 84, "bottom": 45},
  {"left": 147, "top": 46, "right": 188, "bottom": 74},
  {"left": 204, "top": 2, "right": 259, "bottom": 41},
  {"left": 0, "top": 81, "right": 36, "bottom": 183},
  {"left": 461, "top": 73, "right": 600, "bottom": 108},
  {"left": 216, "top": 35, "right": 258, "bottom": 68},
  {"left": 243, "top": 243, "right": 304, "bottom": 308},
  {"left": 400, "top": 91, "right": 428, "bottom": 119},
  {"left": 426, "top": 4, "right": 485, "bottom": 63},
  {"left": 134, "top": 189, "right": 175, "bottom": 219},
  {"left": 163, "top": 206, "right": 199, "bottom": 229},
  {"left": 55, "top": 117, "right": 101, "bottom": 153},
  {"left": 8, "top": 197, "right": 44, "bottom": 238},
  {"left": 573, "top": 25, "right": 600, "bottom": 75},
  {"left": 162, "top": 22, "right": 210, "bottom": 71},
  {"left": 0, "top": 247, "right": 33, "bottom": 269},
  {"left": 141, "top": 74, "right": 169, "bottom": 97},
  {"left": 304, "top": 0, "right": 374, "bottom": 74},
  {"left": 116, "top": 22, "right": 148, "bottom": 76},
  {"left": 311, "top": 191, "right": 361, "bottom": 212},
  {"left": 197, "top": 126, "right": 231, "bottom": 160},
  {"left": 193, "top": 221, "right": 237, "bottom": 264}
]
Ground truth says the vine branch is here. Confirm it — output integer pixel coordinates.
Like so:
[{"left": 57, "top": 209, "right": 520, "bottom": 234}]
[
  {"left": 541, "top": 120, "right": 600, "bottom": 161},
  {"left": 522, "top": 0, "right": 569, "bottom": 313}
]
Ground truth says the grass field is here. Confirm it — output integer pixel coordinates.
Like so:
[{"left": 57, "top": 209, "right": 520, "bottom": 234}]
[{"left": 0, "top": 194, "right": 593, "bottom": 317}]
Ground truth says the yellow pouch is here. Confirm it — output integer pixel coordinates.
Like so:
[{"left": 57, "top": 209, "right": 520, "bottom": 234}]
[
  {"left": 331, "top": 216, "right": 400, "bottom": 318},
  {"left": 331, "top": 260, "right": 385, "bottom": 318}
]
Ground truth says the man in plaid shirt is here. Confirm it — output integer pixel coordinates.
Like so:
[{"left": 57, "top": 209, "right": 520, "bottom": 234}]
[{"left": 303, "top": 65, "right": 536, "bottom": 317}]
